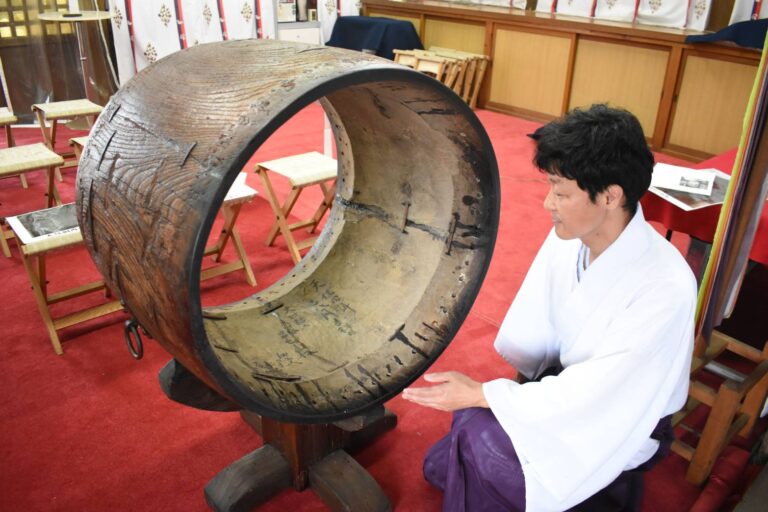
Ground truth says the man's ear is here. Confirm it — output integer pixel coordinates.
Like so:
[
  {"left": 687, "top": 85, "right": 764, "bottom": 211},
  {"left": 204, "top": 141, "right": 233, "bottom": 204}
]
[{"left": 604, "top": 184, "right": 625, "bottom": 210}]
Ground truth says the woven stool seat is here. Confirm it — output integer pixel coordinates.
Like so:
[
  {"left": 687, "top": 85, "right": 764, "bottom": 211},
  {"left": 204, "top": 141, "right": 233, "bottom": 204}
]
[
  {"left": 258, "top": 151, "right": 338, "bottom": 187},
  {"left": 70, "top": 136, "right": 89, "bottom": 148},
  {"left": 0, "top": 143, "right": 63, "bottom": 176},
  {"left": 32, "top": 99, "right": 103, "bottom": 120},
  {"left": 70, "top": 136, "right": 89, "bottom": 162},
  {"left": 0, "top": 106, "right": 17, "bottom": 125}
]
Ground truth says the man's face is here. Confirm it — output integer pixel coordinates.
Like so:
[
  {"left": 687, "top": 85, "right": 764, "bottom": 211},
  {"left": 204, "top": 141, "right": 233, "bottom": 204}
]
[{"left": 543, "top": 174, "right": 609, "bottom": 242}]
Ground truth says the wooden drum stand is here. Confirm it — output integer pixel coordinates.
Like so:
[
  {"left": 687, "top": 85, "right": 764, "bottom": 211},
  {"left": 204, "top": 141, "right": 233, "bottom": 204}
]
[{"left": 160, "top": 359, "right": 396, "bottom": 512}]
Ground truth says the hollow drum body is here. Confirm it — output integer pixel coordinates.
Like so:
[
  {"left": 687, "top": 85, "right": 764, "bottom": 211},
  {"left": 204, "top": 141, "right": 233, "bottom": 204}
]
[{"left": 76, "top": 40, "right": 500, "bottom": 424}]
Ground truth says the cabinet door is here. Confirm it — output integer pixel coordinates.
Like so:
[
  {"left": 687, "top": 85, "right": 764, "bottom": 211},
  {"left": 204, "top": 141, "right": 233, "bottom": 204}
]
[{"left": 278, "top": 27, "right": 322, "bottom": 44}]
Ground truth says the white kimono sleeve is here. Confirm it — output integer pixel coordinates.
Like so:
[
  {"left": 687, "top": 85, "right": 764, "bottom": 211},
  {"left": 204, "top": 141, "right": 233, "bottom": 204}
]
[{"left": 493, "top": 230, "right": 563, "bottom": 380}]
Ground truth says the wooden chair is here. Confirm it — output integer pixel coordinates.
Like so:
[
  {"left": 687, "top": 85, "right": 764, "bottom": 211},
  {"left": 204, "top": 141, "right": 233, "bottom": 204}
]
[
  {"left": 200, "top": 173, "right": 258, "bottom": 287},
  {"left": 6, "top": 203, "right": 123, "bottom": 354},
  {"left": 32, "top": 99, "right": 102, "bottom": 181},
  {"left": 255, "top": 151, "right": 337, "bottom": 264},
  {"left": 672, "top": 330, "right": 768, "bottom": 485}
]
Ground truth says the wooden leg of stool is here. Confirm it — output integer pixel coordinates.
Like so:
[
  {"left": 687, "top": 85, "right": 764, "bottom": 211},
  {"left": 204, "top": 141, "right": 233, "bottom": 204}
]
[
  {"left": 0, "top": 223, "right": 11, "bottom": 258},
  {"left": 213, "top": 204, "right": 256, "bottom": 287},
  {"left": 265, "top": 187, "right": 301, "bottom": 246},
  {"left": 686, "top": 382, "right": 742, "bottom": 485},
  {"left": 19, "top": 251, "right": 63, "bottom": 355},
  {"left": 307, "top": 181, "right": 335, "bottom": 234},
  {"left": 257, "top": 169, "right": 302, "bottom": 264},
  {"left": 34, "top": 109, "right": 52, "bottom": 148},
  {"left": 211, "top": 204, "right": 240, "bottom": 262},
  {"left": 230, "top": 225, "right": 256, "bottom": 287},
  {"left": 45, "top": 166, "right": 60, "bottom": 207}
]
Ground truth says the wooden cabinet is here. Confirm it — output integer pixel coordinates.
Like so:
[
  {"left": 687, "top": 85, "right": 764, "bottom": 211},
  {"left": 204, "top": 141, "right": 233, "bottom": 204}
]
[{"left": 363, "top": 0, "right": 761, "bottom": 161}]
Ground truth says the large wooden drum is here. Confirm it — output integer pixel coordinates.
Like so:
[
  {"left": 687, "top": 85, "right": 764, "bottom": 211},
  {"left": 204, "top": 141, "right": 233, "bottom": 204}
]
[{"left": 76, "top": 40, "right": 499, "bottom": 424}]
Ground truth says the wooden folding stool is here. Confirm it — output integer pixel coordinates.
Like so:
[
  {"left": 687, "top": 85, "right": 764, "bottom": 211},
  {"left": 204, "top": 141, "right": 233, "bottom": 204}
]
[
  {"left": 6, "top": 203, "right": 123, "bottom": 354},
  {"left": 255, "top": 151, "right": 337, "bottom": 264},
  {"left": 32, "top": 99, "right": 102, "bottom": 180},
  {"left": 200, "top": 174, "right": 258, "bottom": 287}
]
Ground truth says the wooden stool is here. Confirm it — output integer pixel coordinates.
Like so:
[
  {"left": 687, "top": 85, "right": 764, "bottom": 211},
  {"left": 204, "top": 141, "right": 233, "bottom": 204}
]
[
  {"left": 255, "top": 151, "right": 337, "bottom": 264},
  {"left": 6, "top": 203, "right": 123, "bottom": 354},
  {"left": 201, "top": 174, "right": 258, "bottom": 287},
  {"left": 0, "top": 143, "right": 64, "bottom": 258},
  {"left": 32, "top": 99, "right": 102, "bottom": 181},
  {"left": 672, "top": 331, "right": 768, "bottom": 485}
]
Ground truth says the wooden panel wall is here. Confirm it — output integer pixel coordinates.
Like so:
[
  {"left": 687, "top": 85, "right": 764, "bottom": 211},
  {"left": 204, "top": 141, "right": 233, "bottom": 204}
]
[
  {"left": 668, "top": 55, "right": 758, "bottom": 155},
  {"left": 490, "top": 28, "right": 571, "bottom": 117},
  {"left": 569, "top": 39, "right": 668, "bottom": 138},
  {"left": 362, "top": 0, "right": 761, "bottom": 161},
  {"left": 423, "top": 18, "right": 485, "bottom": 54}
]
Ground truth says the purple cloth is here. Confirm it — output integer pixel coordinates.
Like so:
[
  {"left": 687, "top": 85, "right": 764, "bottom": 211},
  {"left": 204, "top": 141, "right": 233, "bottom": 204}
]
[
  {"left": 424, "top": 408, "right": 526, "bottom": 512},
  {"left": 424, "top": 409, "right": 674, "bottom": 512}
]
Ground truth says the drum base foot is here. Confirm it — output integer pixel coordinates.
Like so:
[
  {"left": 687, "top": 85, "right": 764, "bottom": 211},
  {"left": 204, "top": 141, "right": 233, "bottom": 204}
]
[{"left": 205, "top": 407, "right": 396, "bottom": 512}]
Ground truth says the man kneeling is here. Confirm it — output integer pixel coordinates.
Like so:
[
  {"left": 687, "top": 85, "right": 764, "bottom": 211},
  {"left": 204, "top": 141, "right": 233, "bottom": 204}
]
[{"left": 403, "top": 104, "right": 696, "bottom": 511}]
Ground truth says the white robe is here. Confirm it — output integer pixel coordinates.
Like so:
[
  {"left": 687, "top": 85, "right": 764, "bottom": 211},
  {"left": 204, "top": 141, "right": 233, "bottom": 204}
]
[{"left": 483, "top": 206, "right": 696, "bottom": 511}]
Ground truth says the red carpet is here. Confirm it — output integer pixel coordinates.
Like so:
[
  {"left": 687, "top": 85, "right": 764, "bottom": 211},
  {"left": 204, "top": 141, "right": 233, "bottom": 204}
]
[{"left": 0, "top": 104, "right": 750, "bottom": 511}]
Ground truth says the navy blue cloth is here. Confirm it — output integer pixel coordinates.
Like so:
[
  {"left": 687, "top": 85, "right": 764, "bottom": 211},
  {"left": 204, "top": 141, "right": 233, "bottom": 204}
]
[
  {"left": 326, "top": 16, "right": 423, "bottom": 60},
  {"left": 686, "top": 19, "right": 768, "bottom": 50}
]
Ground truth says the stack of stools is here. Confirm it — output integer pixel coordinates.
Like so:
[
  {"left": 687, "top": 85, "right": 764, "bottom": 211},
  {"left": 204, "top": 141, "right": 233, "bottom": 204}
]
[
  {"left": 255, "top": 151, "right": 338, "bottom": 264},
  {"left": 394, "top": 47, "right": 490, "bottom": 109}
]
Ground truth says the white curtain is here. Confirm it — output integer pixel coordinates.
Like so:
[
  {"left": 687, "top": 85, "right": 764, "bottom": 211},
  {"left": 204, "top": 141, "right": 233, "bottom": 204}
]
[
  {"left": 730, "top": 0, "right": 768, "bottom": 24},
  {"left": 110, "top": 1, "right": 321, "bottom": 84},
  {"left": 556, "top": 0, "right": 595, "bottom": 18},
  {"left": 636, "top": 0, "right": 689, "bottom": 28},
  {"left": 318, "top": 0, "right": 339, "bottom": 43},
  {"left": 536, "top": 0, "right": 558, "bottom": 13},
  {"left": 686, "top": 0, "right": 712, "bottom": 31},
  {"left": 593, "top": 0, "right": 637, "bottom": 22}
]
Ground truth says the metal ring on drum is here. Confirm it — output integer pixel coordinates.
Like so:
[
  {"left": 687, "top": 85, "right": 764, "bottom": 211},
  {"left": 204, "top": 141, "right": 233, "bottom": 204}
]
[{"left": 75, "top": 39, "right": 500, "bottom": 424}]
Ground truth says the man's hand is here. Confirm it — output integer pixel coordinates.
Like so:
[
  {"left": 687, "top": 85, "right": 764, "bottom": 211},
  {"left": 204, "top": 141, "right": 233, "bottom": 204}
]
[{"left": 402, "top": 371, "right": 489, "bottom": 411}]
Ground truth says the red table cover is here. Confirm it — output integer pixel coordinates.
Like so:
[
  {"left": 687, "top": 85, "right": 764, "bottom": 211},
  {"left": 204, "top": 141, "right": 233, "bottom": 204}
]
[{"left": 641, "top": 149, "right": 768, "bottom": 266}]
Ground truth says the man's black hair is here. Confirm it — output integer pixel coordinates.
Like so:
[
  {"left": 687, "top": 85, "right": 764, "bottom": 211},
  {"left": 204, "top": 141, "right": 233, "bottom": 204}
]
[{"left": 529, "top": 104, "right": 654, "bottom": 216}]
